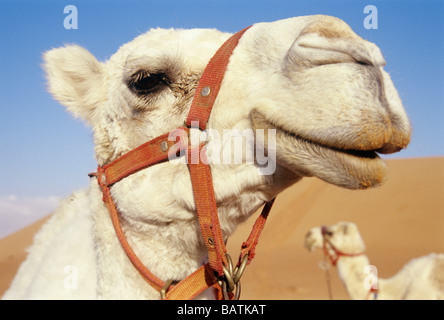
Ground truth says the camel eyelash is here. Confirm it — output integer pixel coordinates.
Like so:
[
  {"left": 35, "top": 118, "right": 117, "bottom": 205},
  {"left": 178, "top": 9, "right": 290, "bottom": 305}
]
[{"left": 127, "top": 70, "right": 170, "bottom": 94}]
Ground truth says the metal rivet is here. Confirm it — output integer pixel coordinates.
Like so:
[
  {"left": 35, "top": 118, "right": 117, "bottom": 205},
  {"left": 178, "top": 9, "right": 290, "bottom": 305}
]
[
  {"left": 208, "top": 237, "right": 215, "bottom": 246},
  {"left": 160, "top": 141, "right": 168, "bottom": 152},
  {"left": 201, "top": 86, "right": 210, "bottom": 97}
]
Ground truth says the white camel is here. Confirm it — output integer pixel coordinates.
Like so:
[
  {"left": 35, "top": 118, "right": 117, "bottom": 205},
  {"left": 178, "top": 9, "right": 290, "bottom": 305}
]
[
  {"left": 305, "top": 222, "right": 444, "bottom": 300},
  {"left": 4, "top": 15, "right": 411, "bottom": 299}
]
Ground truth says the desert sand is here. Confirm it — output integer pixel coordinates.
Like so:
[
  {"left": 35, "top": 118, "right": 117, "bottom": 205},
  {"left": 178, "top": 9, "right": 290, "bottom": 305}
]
[{"left": 1, "top": 157, "right": 443, "bottom": 299}]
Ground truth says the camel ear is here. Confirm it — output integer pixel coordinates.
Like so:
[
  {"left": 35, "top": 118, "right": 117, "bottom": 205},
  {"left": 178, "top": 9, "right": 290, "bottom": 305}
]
[{"left": 43, "top": 45, "right": 106, "bottom": 124}]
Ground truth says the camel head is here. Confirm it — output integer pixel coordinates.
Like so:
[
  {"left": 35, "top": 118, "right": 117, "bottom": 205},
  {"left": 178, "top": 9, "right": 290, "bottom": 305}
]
[
  {"left": 242, "top": 16, "right": 411, "bottom": 189},
  {"left": 305, "top": 221, "right": 366, "bottom": 255},
  {"left": 43, "top": 15, "right": 411, "bottom": 235}
]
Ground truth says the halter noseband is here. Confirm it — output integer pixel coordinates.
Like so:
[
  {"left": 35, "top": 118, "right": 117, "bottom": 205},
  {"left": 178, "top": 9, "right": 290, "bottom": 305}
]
[
  {"left": 90, "top": 26, "right": 276, "bottom": 300},
  {"left": 321, "top": 225, "right": 365, "bottom": 266}
]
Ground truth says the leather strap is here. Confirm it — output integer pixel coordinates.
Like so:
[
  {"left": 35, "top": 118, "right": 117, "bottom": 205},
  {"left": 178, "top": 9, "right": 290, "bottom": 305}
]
[
  {"left": 188, "top": 145, "right": 228, "bottom": 276},
  {"left": 99, "top": 128, "right": 189, "bottom": 187},
  {"left": 186, "top": 26, "right": 251, "bottom": 130},
  {"left": 239, "top": 198, "right": 275, "bottom": 264},
  {"left": 184, "top": 25, "right": 252, "bottom": 278},
  {"left": 164, "top": 264, "right": 222, "bottom": 300}
]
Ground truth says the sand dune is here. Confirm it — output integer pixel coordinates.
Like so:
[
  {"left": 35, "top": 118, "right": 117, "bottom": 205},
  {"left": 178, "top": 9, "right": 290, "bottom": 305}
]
[
  {"left": 1, "top": 157, "right": 443, "bottom": 299},
  {"left": 0, "top": 216, "right": 48, "bottom": 296}
]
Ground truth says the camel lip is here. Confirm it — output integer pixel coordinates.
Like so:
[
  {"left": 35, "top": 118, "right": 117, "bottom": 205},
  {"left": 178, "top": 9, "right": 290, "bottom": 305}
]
[
  {"left": 251, "top": 110, "right": 388, "bottom": 189},
  {"left": 277, "top": 127, "right": 381, "bottom": 161},
  {"left": 275, "top": 128, "right": 388, "bottom": 189},
  {"left": 250, "top": 110, "right": 384, "bottom": 161}
]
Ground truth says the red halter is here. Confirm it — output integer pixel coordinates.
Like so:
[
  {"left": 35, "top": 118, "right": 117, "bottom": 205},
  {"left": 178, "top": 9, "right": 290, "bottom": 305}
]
[{"left": 90, "top": 26, "right": 276, "bottom": 300}]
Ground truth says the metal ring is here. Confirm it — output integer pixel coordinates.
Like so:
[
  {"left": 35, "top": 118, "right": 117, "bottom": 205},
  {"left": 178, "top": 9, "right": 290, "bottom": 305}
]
[
  {"left": 220, "top": 280, "right": 230, "bottom": 300},
  {"left": 233, "top": 253, "right": 249, "bottom": 284},
  {"left": 222, "top": 264, "right": 235, "bottom": 293},
  {"left": 234, "top": 279, "right": 242, "bottom": 300},
  {"left": 225, "top": 253, "right": 233, "bottom": 276}
]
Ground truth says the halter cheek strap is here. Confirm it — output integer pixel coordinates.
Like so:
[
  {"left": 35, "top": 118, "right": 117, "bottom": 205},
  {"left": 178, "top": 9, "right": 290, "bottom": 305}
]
[{"left": 90, "top": 25, "right": 277, "bottom": 300}]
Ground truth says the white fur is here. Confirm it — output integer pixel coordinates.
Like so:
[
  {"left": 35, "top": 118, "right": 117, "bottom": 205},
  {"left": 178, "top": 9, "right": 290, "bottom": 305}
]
[
  {"left": 305, "top": 222, "right": 444, "bottom": 299},
  {"left": 4, "top": 16, "right": 411, "bottom": 299}
]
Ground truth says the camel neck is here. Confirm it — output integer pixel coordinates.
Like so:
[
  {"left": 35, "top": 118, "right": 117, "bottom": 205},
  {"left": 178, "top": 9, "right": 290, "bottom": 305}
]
[
  {"left": 90, "top": 182, "right": 207, "bottom": 298},
  {"left": 336, "top": 255, "right": 373, "bottom": 300},
  {"left": 89, "top": 179, "right": 269, "bottom": 299}
]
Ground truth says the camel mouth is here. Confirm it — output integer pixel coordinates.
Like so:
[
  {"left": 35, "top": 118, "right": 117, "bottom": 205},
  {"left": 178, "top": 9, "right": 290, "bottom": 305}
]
[
  {"left": 304, "top": 231, "right": 319, "bottom": 252},
  {"left": 251, "top": 112, "right": 388, "bottom": 189},
  {"left": 279, "top": 127, "right": 388, "bottom": 189},
  {"left": 293, "top": 134, "right": 381, "bottom": 160},
  {"left": 331, "top": 147, "right": 380, "bottom": 161},
  {"left": 278, "top": 125, "right": 382, "bottom": 161}
]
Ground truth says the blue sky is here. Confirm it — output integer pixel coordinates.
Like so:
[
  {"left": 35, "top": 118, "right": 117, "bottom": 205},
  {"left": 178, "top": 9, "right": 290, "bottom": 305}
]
[{"left": 0, "top": 0, "right": 443, "bottom": 237}]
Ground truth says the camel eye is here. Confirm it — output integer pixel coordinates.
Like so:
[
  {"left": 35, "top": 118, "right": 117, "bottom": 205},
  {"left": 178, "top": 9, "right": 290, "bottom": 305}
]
[
  {"left": 321, "top": 226, "right": 334, "bottom": 237},
  {"left": 129, "top": 72, "right": 169, "bottom": 93}
]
